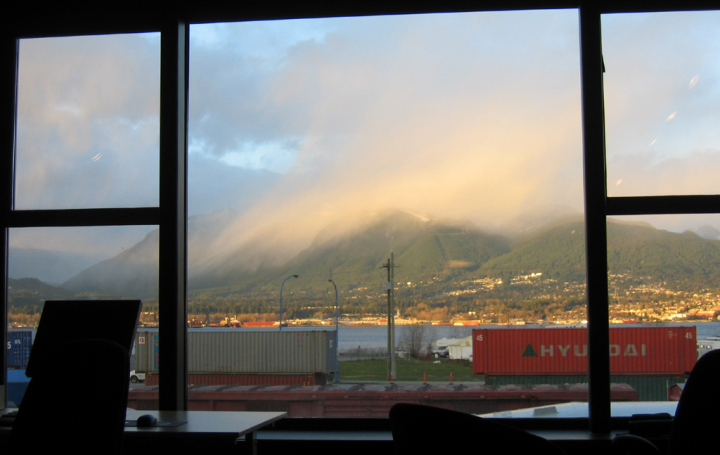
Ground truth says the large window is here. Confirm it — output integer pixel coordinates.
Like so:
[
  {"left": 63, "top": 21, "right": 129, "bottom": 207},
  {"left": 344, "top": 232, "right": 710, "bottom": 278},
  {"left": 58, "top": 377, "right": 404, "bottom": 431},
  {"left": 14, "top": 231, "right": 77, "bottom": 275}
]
[
  {"left": 182, "top": 10, "right": 585, "bottom": 414},
  {"left": 4, "top": 2, "right": 720, "bottom": 432},
  {"left": 602, "top": 10, "right": 720, "bottom": 416},
  {"left": 3, "top": 32, "right": 161, "bottom": 409}
]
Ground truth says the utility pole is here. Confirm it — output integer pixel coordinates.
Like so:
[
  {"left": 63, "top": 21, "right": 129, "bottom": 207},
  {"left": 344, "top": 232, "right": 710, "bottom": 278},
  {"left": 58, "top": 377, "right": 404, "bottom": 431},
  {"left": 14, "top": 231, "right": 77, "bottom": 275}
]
[{"left": 381, "top": 250, "right": 397, "bottom": 381}]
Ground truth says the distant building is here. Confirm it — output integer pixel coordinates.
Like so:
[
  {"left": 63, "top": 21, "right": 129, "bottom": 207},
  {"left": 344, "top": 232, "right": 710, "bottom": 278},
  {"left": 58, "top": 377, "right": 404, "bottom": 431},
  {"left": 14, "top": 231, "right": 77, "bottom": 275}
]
[{"left": 448, "top": 336, "right": 472, "bottom": 360}]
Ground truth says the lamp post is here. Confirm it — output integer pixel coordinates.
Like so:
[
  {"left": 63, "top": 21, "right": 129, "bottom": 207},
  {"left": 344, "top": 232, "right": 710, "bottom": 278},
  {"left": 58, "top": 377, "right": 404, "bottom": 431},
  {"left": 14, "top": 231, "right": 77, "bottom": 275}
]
[
  {"left": 328, "top": 279, "right": 339, "bottom": 382},
  {"left": 279, "top": 274, "right": 299, "bottom": 331}
]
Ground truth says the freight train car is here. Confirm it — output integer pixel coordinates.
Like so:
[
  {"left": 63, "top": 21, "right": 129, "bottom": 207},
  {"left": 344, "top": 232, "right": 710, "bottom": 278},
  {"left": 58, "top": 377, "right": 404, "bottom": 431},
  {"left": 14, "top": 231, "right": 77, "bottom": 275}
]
[
  {"left": 128, "top": 383, "right": 639, "bottom": 417},
  {"left": 134, "top": 329, "right": 338, "bottom": 386}
]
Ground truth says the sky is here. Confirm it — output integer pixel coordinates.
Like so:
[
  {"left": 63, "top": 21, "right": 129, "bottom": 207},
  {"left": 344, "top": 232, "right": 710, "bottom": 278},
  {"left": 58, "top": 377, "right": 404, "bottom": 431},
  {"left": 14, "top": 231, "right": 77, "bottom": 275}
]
[{"left": 9, "top": 9, "right": 720, "bottom": 269}]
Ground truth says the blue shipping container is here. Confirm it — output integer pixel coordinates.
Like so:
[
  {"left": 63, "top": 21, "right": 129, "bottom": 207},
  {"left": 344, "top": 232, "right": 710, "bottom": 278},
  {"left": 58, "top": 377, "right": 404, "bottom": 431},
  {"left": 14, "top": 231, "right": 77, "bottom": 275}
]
[
  {"left": 7, "top": 369, "right": 30, "bottom": 406},
  {"left": 7, "top": 330, "right": 33, "bottom": 369}
]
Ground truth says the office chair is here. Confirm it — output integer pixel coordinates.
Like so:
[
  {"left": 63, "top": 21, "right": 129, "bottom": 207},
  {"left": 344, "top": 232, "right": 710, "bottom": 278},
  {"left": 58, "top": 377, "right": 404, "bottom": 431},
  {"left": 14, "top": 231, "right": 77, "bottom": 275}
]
[
  {"left": 612, "top": 349, "right": 720, "bottom": 455},
  {"left": 9, "top": 339, "right": 130, "bottom": 455},
  {"left": 390, "top": 403, "right": 566, "bottom": 455}
]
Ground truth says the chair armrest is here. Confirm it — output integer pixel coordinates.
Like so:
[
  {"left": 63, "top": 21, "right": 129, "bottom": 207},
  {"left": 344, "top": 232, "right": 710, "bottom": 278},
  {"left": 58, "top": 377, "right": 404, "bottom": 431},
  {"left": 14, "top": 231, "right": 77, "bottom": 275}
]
[{"left": 611, "top": 434, "right": 661, "bottom": 455}]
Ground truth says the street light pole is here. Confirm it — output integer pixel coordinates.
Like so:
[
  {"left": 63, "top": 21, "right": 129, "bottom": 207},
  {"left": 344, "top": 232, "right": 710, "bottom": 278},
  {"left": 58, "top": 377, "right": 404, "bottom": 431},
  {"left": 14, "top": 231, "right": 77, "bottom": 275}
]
[
  {"left": 329, "top": 279, "right": 339, "bottom": 382},
  {"left": 279, "top": 274, "right": 299, "bottom": 331}
]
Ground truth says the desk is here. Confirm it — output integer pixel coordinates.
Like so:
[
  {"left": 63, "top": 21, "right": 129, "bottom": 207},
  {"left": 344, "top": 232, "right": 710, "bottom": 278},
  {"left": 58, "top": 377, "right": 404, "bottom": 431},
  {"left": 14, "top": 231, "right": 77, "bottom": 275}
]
[
  {"left": 124, "top": 410, "right": 285, "bottom": 455},
  {"left": 1, "top": 408, "right": 284, "bottom": 455}
]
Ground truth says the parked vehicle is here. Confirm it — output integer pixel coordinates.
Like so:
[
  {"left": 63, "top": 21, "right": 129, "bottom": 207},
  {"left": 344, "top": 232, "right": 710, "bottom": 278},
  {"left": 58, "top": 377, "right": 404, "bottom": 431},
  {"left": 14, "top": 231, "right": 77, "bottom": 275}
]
[
  {"left": 432, "top": 346, "right": 449, "bottom": 358},
  {"left": 130, "top": 370, "right": 146, "bottom": 383}
]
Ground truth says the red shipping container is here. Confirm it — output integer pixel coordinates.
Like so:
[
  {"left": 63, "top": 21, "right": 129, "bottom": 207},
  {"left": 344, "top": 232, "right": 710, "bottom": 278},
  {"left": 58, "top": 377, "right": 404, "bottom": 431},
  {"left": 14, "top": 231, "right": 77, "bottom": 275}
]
[{"left": 472, "top": 326, "right": 696, "bottom": 376}]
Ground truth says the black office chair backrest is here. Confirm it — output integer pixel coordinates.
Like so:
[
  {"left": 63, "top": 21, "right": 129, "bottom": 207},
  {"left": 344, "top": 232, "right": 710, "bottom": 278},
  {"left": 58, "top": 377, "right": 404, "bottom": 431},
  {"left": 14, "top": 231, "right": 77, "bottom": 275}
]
[
  {"left": 390, "top": 403, "right": 566, "bottom": 455},
  {"left": 10, "top": 339, "right": 130, "bottom": 455},
  {"left": 667, "top": 349, "right": 720, "bottom": 455},
  {"left": 26, "top": 299, "right": 141, "bottom": 377}
]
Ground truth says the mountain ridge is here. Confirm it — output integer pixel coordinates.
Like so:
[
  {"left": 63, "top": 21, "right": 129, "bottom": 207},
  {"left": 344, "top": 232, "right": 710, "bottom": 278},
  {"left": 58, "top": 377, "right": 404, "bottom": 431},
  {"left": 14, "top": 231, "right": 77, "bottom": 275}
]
[{"left": 10, "top": 208, "right": 720, "bottom": 307}]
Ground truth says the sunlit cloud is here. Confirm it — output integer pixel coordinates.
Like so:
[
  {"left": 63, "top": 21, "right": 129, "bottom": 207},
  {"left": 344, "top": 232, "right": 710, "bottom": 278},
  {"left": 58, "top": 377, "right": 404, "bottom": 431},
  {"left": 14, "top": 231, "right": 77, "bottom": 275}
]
[
  {"left": 189, "top": 11, "right": 586, "bottom": 263},
  {"left": 689, "top": 75, "right": 699, "bottom": 89},
  {"left": 666, "top": 111, "right": 677, "bottom": 121}
]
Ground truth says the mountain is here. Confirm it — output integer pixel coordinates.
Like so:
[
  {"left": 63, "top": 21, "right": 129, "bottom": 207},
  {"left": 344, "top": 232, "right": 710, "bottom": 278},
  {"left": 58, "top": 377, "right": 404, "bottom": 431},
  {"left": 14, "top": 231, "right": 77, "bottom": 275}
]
[
  {"left": 697, "top": 225, "right": 720, "bottom": 240},
  {"left": 60, "top": 209, "right": 239, "bottom": 299},
  {"left": 62, "top": 230, "right": 159, "bottom": 299},
  {"left": 494, "top": 204, "right": 582, "bottom": 240},
  {"left": 8, "top": 248, "right": 95, "bottom": 286},
  {"left": 480, "top": 219, "right": 720, "bottom": 287},
  {"left": 189, "top": 210, "right": 511, "bottom": 293},
  {"left": 606, "top": 222, "right": 720, "bottom": 286},
  {"left": 55, "top": 208, "right": 720, "bottom": 301},
  {"left": 8, "top": 277, "right": 78, "bottom": 309},
  {"left": 266, "top": 211, "right": 511, "bottom": 291},
  {"left": 480, "top": 219, "right": 586, "bottom": 282}
]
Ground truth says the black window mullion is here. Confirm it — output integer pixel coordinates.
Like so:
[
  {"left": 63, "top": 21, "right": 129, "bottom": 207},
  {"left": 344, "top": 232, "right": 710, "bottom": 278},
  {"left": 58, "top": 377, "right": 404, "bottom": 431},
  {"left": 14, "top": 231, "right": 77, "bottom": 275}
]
[
  {"left": 0, "top": 33, "right": 18, "bottom": 409},
  {"left": 158, "top": 18, "right": 189, "bottom": 411},
  {"left": 6, "top": 207, "right": 161, "bottom": 227},
  {"left": 607, "top": 195, "right": 720, "bottom": 216},
  {"left": 580, "top": 3, "right": 612, "bottom": 434}
]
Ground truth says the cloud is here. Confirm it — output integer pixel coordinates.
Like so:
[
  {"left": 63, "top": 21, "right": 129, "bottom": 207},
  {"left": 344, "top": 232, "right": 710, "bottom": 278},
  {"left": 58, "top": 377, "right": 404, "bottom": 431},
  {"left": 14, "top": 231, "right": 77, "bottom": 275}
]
[
  {"left": 603, "top": 11, "right": 720, "bottom": 165},
  {"left": 15, "top": 33, "right": 161, "bottom": 210},
  {"left": 602, "top": 11, "right": 720, "bottom": 202},
  {"left": 17, "top": 10, "right": 720, "bottom": 268},
  {"left": 607, "top": 150, "right": 720, "bottom": 197},
  {"left": 188, "top": 152, "right": 282, "bottom": 216},
  {"left": 189, "top": 10, "right": 587, "bottom": 260}
]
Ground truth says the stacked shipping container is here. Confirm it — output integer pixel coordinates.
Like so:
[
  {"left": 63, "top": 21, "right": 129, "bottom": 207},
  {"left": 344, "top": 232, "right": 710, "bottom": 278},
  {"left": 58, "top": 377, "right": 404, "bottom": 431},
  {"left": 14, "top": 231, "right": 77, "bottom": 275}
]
[
  {"left": 6, "top": 329, "right": 34, "bottom": 405},
  {"left": 472, "top": 326, "right": 697, "bottom": 400},
  {"left": 134, "top": 329, "right": 338, "bottom": 386},
  {"left": 7, "top": 329, "right": 33, "bottom": 370}
]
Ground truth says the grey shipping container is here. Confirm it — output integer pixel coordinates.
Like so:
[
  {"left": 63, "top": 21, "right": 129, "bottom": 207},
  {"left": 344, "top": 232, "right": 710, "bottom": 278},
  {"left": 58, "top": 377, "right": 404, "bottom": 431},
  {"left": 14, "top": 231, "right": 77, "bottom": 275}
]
[
  {"left": 134, "top": 329, "right": 337, "bottom": 377},
  {"left": 7, "top": 330, "right": 34, "bottom": 370},
  {"left": 485, "top": 374, "right": 686, "bottom": 401}
]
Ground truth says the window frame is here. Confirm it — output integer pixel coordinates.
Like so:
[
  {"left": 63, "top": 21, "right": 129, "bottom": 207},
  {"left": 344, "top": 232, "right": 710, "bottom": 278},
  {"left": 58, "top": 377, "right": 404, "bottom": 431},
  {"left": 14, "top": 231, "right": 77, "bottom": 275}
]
[{"left": 3, "top": 1, "right": 719, "bottom": 434}]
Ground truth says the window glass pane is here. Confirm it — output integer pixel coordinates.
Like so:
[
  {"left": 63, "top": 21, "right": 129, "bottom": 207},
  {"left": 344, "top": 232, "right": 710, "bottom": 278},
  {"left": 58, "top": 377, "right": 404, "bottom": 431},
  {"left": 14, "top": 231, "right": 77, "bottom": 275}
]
[
  {"left": 14, "top": 34, "right": 160, "bottom": 210},
  {"left": 606, "top": 214, "right": 720, "bottom": 415},
  {"left": 603, "top": 12, "right": 720, "bottom": 197},
  {"left": 6, "top": 226, "right": 158, "bottom": 408},
  {"left": 186, "top": 10, "right": 584, "bottom": 417}
]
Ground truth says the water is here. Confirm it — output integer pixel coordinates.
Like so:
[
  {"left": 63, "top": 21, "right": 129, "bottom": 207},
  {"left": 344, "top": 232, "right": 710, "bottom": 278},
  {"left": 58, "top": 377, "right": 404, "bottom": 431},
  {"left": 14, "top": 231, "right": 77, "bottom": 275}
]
[{"left": 204, "top": 321, "right": 720, "bottom": 351}]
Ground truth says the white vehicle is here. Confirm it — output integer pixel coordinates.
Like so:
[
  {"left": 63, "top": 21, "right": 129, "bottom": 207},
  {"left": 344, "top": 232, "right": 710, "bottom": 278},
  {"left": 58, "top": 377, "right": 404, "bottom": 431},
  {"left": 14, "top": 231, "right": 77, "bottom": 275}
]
[
  {"left": 697, "top": 336, "right": 720, "bottom": 358},
  {"left": 130, "top": 370, "right": 146, "bottom": 383}
]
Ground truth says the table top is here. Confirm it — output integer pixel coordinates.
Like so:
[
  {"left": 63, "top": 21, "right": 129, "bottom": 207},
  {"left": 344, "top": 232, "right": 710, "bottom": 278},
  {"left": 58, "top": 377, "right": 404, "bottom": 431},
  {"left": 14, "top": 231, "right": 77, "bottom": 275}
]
[{"left": 124, "top": 409, "right": 286, "bottom": 439}]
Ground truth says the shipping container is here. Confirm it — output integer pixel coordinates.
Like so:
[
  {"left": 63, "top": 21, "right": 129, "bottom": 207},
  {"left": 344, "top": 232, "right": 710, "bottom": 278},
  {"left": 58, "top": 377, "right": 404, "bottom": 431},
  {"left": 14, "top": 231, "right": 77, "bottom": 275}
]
[
  {"left": 473, "top": 327, "right": 696, "bottom": 376},
  {"left": 242, "top": 321, "right": 279, "bottom": 327},
  {"left": 7, "top": 369, "right": 30, "bottom": 405},
  {"left": 7, "top": 329, "right": 34, "bottom": 370},
  {"left": 134, "top": 329, "right": 337, "bottom": 377},
  {"left": 485, "top": 374, "right": 686, "bottom": 401}
]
